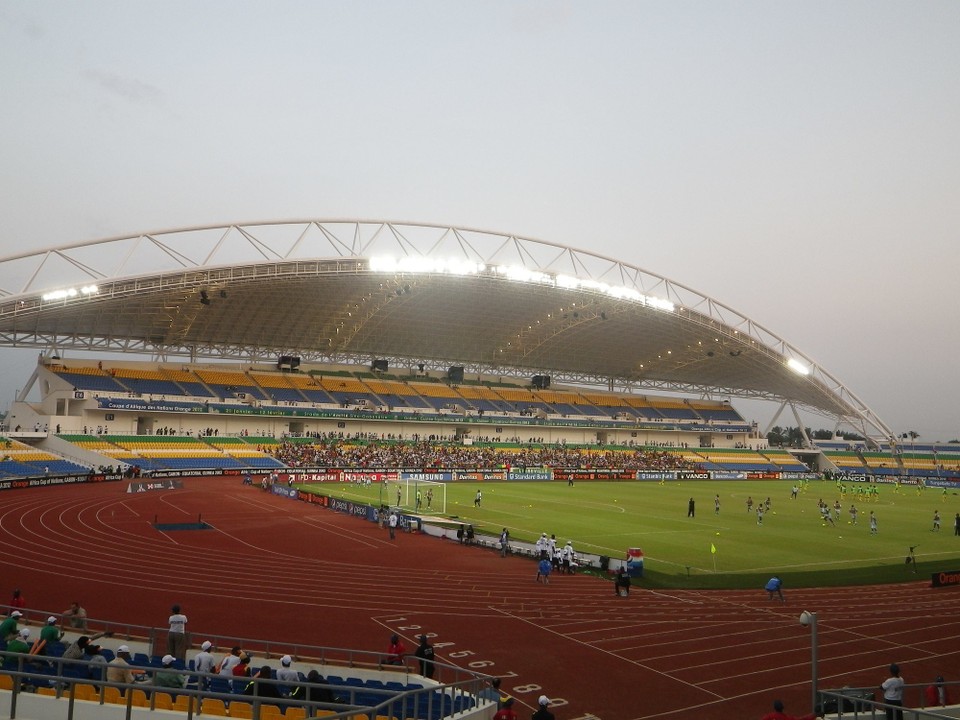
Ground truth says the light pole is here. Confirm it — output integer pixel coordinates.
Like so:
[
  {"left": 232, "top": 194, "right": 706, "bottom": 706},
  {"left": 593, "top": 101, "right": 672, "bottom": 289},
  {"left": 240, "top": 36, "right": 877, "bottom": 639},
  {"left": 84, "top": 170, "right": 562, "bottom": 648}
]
[{"left": 800, "top": 611, "right": 818, "bottom": 714}]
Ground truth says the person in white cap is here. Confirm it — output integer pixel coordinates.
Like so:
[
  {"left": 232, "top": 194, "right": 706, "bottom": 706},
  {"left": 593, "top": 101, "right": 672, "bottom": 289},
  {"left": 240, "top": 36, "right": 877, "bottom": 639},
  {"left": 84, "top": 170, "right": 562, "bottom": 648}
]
[
  {"left": 194, "top": 641, "right": 216, "bottom": 689},
  {"left": 6, "top": 627, "right": 32, "bottom": 656},
  {"left": 532, "top": 695, "right": 555, "bottom": 720},
  {"left": 107, "top": 645, "right": 138, "bottom": 686},
  {"left": 276, "top": 654, "right": 299, "bottom": 695},
  {"left": 0, "top": 610, "right": 24, "bottom": 640},
  {"left": 548, "top": 534, "right": 559, "bottom": 571},
  {"left": 562, "top": 540, "right": 575, "bottom": 574},
  {"left": 536, "top": 533, "right": 549, "bottom": 559},
  {"left": 40, "top": 616, "right": 63, "bottom": 645},
  {"left": 154, "top": 654, "right": 187, "bottom": 689}
]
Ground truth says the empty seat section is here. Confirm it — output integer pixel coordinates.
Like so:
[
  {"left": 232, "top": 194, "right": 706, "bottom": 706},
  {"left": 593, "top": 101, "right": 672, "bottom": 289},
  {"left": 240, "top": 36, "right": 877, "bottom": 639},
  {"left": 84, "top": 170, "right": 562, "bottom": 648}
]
[
  {"left": 52, "top": 365, "right": 127, "bottom": 393},
  {"left": 249, "top": 372, "right": 308, "bottom": 403},
  {"left": 194, "top": 369, "right": 267, "bottom": 400}
]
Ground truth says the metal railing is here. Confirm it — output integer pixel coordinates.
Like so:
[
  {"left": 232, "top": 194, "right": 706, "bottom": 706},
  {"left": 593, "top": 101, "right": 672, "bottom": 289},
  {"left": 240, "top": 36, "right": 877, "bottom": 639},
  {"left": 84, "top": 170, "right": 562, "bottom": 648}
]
[
  {"left": 818, "top": 684, "right": 960, "bottom": 719},
  {"left": 1, "top": 652, "right": 490, "bottom": 720}
]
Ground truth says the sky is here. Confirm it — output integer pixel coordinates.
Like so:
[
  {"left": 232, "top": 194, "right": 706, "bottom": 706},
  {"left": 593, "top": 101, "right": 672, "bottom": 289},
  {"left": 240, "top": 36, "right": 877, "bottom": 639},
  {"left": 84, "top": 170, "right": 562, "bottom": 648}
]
[{"left": 1, "top": 1, "right": 958, "bottom": 440}]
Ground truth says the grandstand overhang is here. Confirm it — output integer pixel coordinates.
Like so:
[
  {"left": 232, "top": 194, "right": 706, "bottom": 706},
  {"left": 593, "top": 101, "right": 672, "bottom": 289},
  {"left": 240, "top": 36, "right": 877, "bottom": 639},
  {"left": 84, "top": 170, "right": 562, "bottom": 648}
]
[{"left": 0, "top": 220, "right": 894, "bottom": 442}]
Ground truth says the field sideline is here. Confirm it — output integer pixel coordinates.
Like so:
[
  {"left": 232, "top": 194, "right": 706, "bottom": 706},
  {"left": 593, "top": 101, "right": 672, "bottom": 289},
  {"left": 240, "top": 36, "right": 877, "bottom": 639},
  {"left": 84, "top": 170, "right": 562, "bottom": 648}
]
[{"left": 302, "top": 478, "right": 960, "bottom": 588}]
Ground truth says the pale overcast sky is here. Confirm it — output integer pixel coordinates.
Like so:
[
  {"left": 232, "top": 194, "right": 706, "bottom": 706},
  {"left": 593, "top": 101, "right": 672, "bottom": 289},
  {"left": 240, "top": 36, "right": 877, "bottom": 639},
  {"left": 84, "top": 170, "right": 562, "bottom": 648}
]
[{"left": 1, "top": 1, "right": 958, "bottom": 440}]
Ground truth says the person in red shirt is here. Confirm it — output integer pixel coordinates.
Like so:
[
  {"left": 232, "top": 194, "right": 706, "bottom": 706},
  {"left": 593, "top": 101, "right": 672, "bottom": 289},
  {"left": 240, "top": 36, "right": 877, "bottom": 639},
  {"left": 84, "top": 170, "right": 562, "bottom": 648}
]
[
  {"left": 492, "top": 697, "right": 518, "bottom": 720},
  {"left": 924, "top": 676, "right": 953, "bottom": 708},
  {"left": 385, "top": 634, "right": 407, "bottom": 665},
  {"left": 760, "top": 699, "right": 817, "bottom": 720},
  {"left": 10, "top": 589, "right": 25, "bottom": 611}
]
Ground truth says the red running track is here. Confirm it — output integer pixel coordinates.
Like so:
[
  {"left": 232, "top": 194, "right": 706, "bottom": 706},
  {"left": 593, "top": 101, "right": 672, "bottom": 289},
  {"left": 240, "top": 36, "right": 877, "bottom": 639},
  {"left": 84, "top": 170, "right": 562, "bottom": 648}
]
[{"left": 1, "top": 477, "right": 959, "bottom": 720}]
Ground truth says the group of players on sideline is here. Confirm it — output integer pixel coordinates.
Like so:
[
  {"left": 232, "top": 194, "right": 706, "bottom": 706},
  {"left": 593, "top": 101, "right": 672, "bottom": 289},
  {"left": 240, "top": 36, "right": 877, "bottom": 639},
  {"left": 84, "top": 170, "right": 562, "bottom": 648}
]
[{"left": 1, "top": 593, "right": 560, "bottom": 714}]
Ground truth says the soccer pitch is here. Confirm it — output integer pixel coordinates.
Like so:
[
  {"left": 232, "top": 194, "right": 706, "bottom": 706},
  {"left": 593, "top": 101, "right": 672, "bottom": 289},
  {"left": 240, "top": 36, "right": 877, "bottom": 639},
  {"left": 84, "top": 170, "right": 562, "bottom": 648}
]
[{"left": 302, "top": 478, "right": 960, "bottom": 588}]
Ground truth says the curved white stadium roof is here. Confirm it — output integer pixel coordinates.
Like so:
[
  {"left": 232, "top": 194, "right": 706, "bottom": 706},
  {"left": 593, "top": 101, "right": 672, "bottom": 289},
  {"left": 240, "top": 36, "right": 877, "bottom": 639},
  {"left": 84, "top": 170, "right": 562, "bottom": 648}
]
[{"left": 0, "top": 220, "right": 892, "bottom": 440}]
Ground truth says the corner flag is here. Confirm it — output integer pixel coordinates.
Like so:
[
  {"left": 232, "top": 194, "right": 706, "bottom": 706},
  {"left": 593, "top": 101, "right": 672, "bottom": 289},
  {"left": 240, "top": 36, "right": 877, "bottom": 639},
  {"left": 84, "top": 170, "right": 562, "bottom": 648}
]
[{"left": 710, "top": 543, "right": 717, "bottom": 554}]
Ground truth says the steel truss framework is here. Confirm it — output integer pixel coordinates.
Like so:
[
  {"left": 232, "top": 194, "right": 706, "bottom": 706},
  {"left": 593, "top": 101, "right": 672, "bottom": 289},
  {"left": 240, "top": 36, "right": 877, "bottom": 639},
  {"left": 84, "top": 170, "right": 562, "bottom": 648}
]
[{"left": 0, "top": 220, "right": 893, "bottom": 442}]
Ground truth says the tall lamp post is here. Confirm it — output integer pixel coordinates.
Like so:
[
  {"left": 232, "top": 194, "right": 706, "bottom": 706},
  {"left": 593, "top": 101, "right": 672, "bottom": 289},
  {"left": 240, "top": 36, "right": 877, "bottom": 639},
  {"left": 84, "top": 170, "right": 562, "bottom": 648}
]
[{"left": 800, "top": 611, "right": 819, "bottom": 714}]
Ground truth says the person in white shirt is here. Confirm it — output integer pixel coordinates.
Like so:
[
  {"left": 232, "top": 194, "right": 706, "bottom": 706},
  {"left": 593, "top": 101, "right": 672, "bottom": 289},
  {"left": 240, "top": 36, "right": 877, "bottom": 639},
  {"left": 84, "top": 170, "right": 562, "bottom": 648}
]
[
  {"left": 218, "top": 646, "right": 243, "bottom": 676},
  {"left": 535, "top": 533, "right": 548, "bottom": 559},
  {"left": 276, "top": 654, "right": 300, "bottom": 695},
  {"left": 562, "top": 541, "right": 575, "bottom": 573},
  {"left": 194, "top": 640, "right": 216, "bottom": 689},
  {"left": 880, "top": 663, "right": 905, "bottom": 720},
  {"left": 167, "top": 604, "right": 188, "bottom": 660}
]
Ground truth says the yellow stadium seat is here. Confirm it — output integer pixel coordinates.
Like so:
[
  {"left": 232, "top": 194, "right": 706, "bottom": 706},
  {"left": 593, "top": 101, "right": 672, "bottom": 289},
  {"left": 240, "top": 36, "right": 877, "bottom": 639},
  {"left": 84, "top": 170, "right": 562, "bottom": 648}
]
[
  {"left": 153, "top": 691, "right": 174, "bottom": 710},
  {"left": 202, "top": 698, "right": 229, "bottom": 716},
  {"left": 229, "top": 700, "right": 253, "bottom": 718},
  {"left": 284, "top": 708, "right": 307, "bottom": 720},
  {"left": 174, "top": 694, "right": 198, "bottom": 712},
  {"left": 71, "top": 683, "right": 97, "bottom": 701}
]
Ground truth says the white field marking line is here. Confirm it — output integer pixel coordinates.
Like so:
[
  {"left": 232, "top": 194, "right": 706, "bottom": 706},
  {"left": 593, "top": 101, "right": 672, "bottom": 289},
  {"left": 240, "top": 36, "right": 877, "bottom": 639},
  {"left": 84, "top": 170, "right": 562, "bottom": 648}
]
[
  {"left": 490, "top": 606, "right": 724, "bottom": 700},
  {"left": 119, "top": 501, "right": 140, "bottom": 516},
  {"left": 207, "top": 524, "right": 294, "bottom": 557},
  {"left": 640, "top": 588, "right": 703, "bottom": 603},
  {"left": 287, "top": 514, "right": 385, "bottom": 549},
  {"left": 679, "top": 594, "right": 949, "bottom": 663},
  {"left": 157, "top": 491, "right": 194, "bottom": 515},
  {"left": 231, "top": 493, "right": 293, "bottom": 512},
  {"left": 151, "top": 522, "right": 178, "bottom": 545}
]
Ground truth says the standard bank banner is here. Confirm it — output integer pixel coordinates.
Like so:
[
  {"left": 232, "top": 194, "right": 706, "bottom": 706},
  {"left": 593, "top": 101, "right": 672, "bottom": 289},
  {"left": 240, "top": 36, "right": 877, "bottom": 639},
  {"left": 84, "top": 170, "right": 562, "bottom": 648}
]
[
  {"left": 637, "top": 471, "right": 676, "bottom": 481},
  {"left": 508, "top": 469, "right": 551, "bottom": 481}
]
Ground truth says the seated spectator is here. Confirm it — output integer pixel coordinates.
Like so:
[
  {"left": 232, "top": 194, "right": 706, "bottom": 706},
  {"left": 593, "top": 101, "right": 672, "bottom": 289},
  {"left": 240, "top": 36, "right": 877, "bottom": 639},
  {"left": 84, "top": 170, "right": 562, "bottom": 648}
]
[
  {"left": 153, "top": 654, "right": 187, "bottom": 689},
  {"left": 28, "top": 616, "right": 63, "bottom": 664},
  {"left": 39, "top": 615, "right": 63, "bottom": 645},
  {"left": 231, "top": 652, "right": 253, "bottom": 693},
  {"left": 614, "top": 567, "right": 631, "bottom": 596},
  {"left": 62, "top": 631, "right": 108, "bottom": 661},
  {"left": 244, "top": 664, "right": 282, "bottom": 698},
  {"left": 217, "top": 645, "right": 243, "bottom": 676},
  {"left": 107, "top": 645, "right": 144, "bottom": 687},
  {"left": 276, "top": 655, "right": 299, "bottom": 695},
  {"left": 194, "top": 640, "right": 216, "bottom": 689},
  {"left": 384, "top": 633, "right": 406, "bottom": 665},
  {"left": 925, "top": 676, "right": 953, "bottom": 707},
  {"left": 84, "top": 643, "right": 107, "bottom": 680},
  {"left": 63, "top": 601, "right": 88, "bottom": 631},
  {"left": 290, "top": 669, "right": 338, "bottom": 706},
  {"left": 0, "top": 610, "right": 24, "bottom": 640},
  {"left": 6, "top": 628, "right": 33, "bottom": 657}
]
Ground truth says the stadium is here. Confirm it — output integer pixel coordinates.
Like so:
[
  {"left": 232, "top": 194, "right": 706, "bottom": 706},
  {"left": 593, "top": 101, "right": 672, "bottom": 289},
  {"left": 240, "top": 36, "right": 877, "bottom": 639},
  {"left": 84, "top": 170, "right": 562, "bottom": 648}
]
[{"left": 1, "top": 220, "right": 959, "bottom": 720}]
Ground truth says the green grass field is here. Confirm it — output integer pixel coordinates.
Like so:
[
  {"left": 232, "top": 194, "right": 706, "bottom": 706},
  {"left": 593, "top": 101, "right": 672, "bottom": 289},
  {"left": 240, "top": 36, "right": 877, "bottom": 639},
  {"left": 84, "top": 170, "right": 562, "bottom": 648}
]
[{"left": 302, "top": 478, "right": 960, "bottom": 589}]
